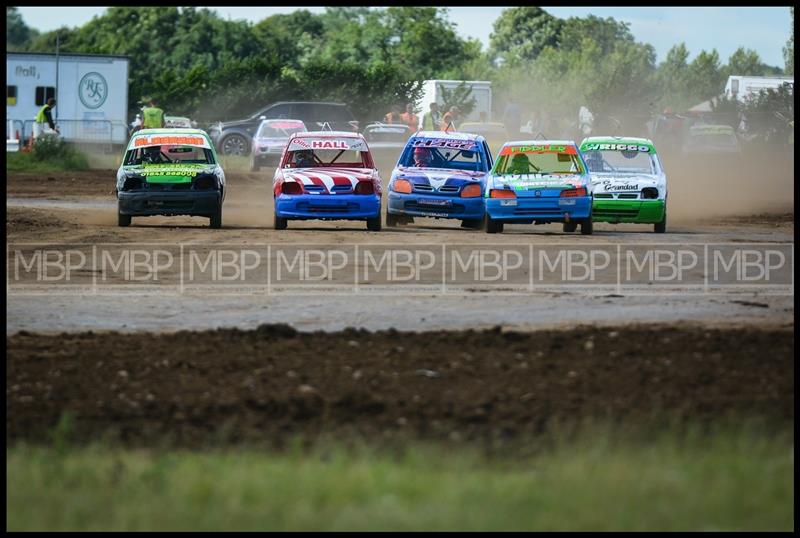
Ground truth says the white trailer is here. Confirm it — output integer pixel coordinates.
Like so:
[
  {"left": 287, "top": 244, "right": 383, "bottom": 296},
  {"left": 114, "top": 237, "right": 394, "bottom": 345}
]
[
  {"left": 724, "top": 75, "right": 794, "bottom": 103},
  {"left": 416, "top": 79, "right": 492, "bottom": 129},
  {"left": 6, "top": 51, "right": 130, "bottom": 144}
]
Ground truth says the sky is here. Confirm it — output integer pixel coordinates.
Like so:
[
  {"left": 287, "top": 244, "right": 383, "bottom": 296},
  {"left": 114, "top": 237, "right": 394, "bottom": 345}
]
[{"left": 14, "top": 6, "right": 793, "bottom": 67}]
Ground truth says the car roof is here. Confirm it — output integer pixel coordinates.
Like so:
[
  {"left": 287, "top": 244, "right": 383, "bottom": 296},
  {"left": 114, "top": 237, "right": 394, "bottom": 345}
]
[
  {"left": 294, "top": 130, "right": 364, "bottom": 138},
  {"left": 413, "top": 130, "right": 484, "bottom": 141},
  {"left": 135, "top": 128, "right": 208, "bottom": 136},
  {"left": 580, "top": 135, "right": 655, "bottom": 146},
  {"left": 502, "top": 139, "right": 577, "bottom": 146}
]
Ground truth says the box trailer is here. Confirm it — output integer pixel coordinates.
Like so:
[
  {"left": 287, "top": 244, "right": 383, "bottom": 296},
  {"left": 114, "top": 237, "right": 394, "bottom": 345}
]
[
  {"left": 416, "top": 80, "right": 492, "bottom": 129},
  {"left": 6, "top": 51, "right": 130, "bottom": 145},
  {"left": 724, "top": 75, "right": 794, "bottom": 103}
]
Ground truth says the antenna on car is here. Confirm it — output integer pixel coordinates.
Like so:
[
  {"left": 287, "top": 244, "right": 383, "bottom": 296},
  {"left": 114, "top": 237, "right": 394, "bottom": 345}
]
[
  {"left": 534, "top": 131, "right": 546, "bottom": 140},
  {"left": 444, "top": 121, "right": 455, "bottom": 133},
  {"left": 320, "top": 122, "right": 334, "bottom": 132}
]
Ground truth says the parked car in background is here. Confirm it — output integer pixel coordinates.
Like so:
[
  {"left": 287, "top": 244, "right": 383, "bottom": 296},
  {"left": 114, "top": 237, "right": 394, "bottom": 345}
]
[
  {"left": 362, "top": 122, "right": 413, "bottom": 172},
  {"left": 249, "top": 119, "right": 307, "bottom": 172},
  {"left": 164, "top": 116, "right": 196, "bottom": 129},
  {"left": 272, "top": 131, "right": 382, "bottom": 231},
  {"left": 208, "top": 102, "right": 359, "bottom": 157}
]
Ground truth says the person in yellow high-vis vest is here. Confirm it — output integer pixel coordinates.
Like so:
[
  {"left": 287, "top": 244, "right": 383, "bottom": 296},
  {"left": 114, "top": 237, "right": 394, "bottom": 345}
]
[
  {"left": 142, "top": 98, "right": 165, "bottom": 129},
  {"left": 421, "top": 102, "right": 440, "bottom": 131},
  {"left": 33, "top": 98, "right": 59, "bottom": 139}
]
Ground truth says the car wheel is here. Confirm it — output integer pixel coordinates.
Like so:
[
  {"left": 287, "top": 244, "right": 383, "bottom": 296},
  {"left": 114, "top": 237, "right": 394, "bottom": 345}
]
[
  {"left": 274, "top": 213, "right": 288, "bottom": 230},
  {"left": 654, "top": 211, "right": 667, "bottom": 233},
  {"left": 221, "top": 134, "right": 250, "bottom": 156},
  {"left": 485, "top": 214, "right": 503, "bottom": 234},
  {"left": 385, "top": 213, "right": 400, "bottom": 227},
  {"left": 249, "top": 157, "right": 260, "bottom": 172},
  {"left": 366, "top": 216, "right": 382, "bottom": 231},
  {"left": 563, "top": 221, "right": 578, "bottom": 233},
  {"left": 209, "top": 205, "right": 222, "bottom": 229},
  {"left": 118, "top": 203, "right": 131, "bottom": 227},
  {"left": 461, "top": 218, "right": 483, "bottom": 229},
  {"left": 580, "top": 217, "right": 593, "bottom": 235}
]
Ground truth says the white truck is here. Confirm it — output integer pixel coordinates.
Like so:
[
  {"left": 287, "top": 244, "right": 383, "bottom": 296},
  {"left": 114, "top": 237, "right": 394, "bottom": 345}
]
[
  {"left": 724, "top": 75, "right": 794, "bottom": 103},
  {"left": 6, "top": 51, "right": 130, "bottom": 145},
  {"left": 415, "top": 79, "right": 492, "bottom": 129}
]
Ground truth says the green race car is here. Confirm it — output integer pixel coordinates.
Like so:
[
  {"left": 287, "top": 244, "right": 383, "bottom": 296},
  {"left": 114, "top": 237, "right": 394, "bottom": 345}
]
[
  {"left": 579, "top": 136, "right": 667, "bottom": 233},
  {"left": 116, "top": 129, "right": 226, "bottom": 228}
]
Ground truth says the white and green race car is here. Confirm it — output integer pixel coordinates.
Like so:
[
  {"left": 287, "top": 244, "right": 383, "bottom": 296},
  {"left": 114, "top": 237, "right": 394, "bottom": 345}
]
[{"left": 579, "top": 136, "right": 667, "bottom": 233}]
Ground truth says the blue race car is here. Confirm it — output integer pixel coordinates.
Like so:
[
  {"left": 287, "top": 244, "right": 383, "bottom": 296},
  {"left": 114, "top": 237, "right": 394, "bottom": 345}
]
[
  {"left": 484, "top": 140, "right": 594, "bottom": 234},
  {"left": 386, "top": 131, "right": 493, "bottom": 229}
]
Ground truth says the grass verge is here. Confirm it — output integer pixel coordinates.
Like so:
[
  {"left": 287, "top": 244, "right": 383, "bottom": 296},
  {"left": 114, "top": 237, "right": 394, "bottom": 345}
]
[{"left": 6, "top": 422, "right": 793, "bottom": 531}]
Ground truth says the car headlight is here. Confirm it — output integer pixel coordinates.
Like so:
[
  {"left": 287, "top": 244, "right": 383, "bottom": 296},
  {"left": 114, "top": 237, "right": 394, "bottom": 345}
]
[{"left": 642, "top": 187, "right": 659, "bottom": 199}]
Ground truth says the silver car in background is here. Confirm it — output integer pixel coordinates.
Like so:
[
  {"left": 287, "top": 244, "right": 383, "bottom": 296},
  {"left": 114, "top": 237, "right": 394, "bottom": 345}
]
[{"left": 249, "top": 119, "right": 307, "bottom": 171}]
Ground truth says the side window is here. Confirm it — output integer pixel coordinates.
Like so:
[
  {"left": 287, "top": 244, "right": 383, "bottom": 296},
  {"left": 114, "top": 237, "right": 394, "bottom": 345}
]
[
  {"left": 7, "top": 86, "right": 17, "bottom": 106},
  {"left": 266, "top": 104, "right": 293, "bottom": 120},
  {"left": 483, "top": 141, "right": 493, "bottom": 170},
  {"left": 35, "top": 86, "right": 56, "bottom": 106}
]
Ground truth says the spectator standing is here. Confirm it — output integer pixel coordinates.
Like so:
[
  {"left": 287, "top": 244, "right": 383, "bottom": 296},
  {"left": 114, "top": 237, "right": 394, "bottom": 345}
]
[
  {"left": 421, "top": 102, "right": 441, "bottom": 130},
  {"left": 142, "top": 98, "right": 165, "bottom": 129},
  {"left": 33, "top": 97, "right": 59, "bottom": 139},
  {"left": 384, "top": 105, "right": 403, "bottom": 124},
  {"left": 400, "top": 103, "right": 419, "bottom": 131}
]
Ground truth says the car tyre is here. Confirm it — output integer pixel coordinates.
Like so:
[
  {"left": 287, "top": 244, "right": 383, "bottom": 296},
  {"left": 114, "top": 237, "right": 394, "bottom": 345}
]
[
  {"left": 366, "top": 216, "right": 382, "bottom": 231},
  {"left": 209, "top": 205, "right": 223, "bottom": 229},
  {"left": 563, "top": 221, "right": 578, "bottom": 233},
  {"left": 118, "top": 209, "right": 131, "bottom": 227},
  {"left": 485, "top": 214, "right": 503, "bottom": 234},
  {"left": 580, "top": 217, "right": 593, "bottom": 235},
  {"left": 385, "top": 212, "right": 400, "bottom": 227},
  {"left": 461, "top": 218, "right": 483, "bottom": 229},
  {"left": 249, "top": 157, "right": 260, "bottom": 172},
  {"left": 654, "top": 211, "right": 667, "bottom": 233},
  {"left": 221, "top": 133, "right": 250, "bottom": 157},
  {"left": 274, "top": 214, "right": 288, "bottom": 230}
]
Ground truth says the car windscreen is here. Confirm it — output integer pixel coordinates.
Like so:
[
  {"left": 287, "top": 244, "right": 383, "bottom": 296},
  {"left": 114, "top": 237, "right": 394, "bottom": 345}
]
[
  {"left": 398, "top": 138, "right": 486, "bottom": 172},
  {"left": 494, "top": 146, "right": 584, "bottom": 175},
  {"left": 286, "top": 148, "right": 369, "bottom": 168},
  {"left": 125, "top": 144, "right": 215, "bottom": 166},
  {"left": 582, "top": 149, "right": 656, "bottom": 174}
]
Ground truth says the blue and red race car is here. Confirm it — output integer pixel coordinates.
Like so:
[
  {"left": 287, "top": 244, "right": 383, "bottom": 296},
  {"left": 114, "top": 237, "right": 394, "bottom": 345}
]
[
  {"left": 272, "top": 131, "right": 383, "bottom": 231},
  {"left": 386, "top": 131, "right": 493, "bottom": 229}
]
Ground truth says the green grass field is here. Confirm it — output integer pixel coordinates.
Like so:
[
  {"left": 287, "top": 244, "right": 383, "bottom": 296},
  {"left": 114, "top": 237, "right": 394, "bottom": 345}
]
[{"left": 7, "top": 424, "right": 793, "bottom": 531}]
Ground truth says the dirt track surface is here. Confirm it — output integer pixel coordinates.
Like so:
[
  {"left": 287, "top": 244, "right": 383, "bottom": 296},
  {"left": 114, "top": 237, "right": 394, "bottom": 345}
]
[
  {"left": 6, "top": 324, "right": 793, "bottom": 447},
  {"left": 6, "top": 165, "right": 795, "bottom": 334}
]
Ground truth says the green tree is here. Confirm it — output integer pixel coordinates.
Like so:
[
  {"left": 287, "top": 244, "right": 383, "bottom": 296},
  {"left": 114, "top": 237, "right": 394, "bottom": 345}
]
[
  {"left": 784, "top": 7, "right": 794, "bottom": 74},
  {"left": 687, "top": 49, "right": 725, "bottom": 103},
  {"left": 723, "top": 47, "right": 766, "bottom": 77},
  {"left": 489, "top": 7, "right": 563, "bottom": 65},
  {"left": 6, "top": 7, "right": 39, "bottom": 49}
]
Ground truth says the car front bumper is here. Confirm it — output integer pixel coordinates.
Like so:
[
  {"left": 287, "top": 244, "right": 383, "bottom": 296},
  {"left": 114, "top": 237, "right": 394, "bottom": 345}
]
[
  {"left": 118, "top": 191, "right": 221, "bottom": 216},
  {"left": 592, "top": 199, "right": 665, "bottom": 223},
  {"left": 486, "top": 195, "right": 592, "bottom": 223},
  {"left": 275, "top": 193, "right": 381, "bottom": 220},
  {"left": 387, "top": 192, "right": 485, "bottom": 220}
]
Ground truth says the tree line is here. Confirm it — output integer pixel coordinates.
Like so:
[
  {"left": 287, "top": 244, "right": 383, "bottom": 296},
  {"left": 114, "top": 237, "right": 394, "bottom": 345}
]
[{"left": 6, "top": 6, "right": 794, "bottom": 133}]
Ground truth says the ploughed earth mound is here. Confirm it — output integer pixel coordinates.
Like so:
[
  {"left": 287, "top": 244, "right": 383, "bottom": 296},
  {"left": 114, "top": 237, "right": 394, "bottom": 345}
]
[{"left": 7, "top": 325, "right": 793, "bottom": 447}]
